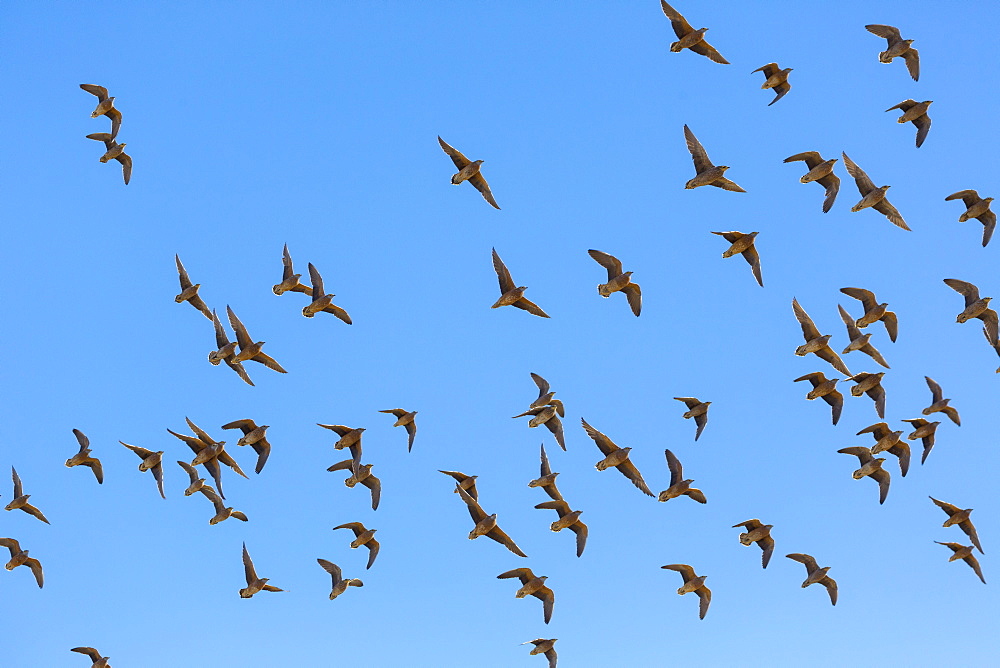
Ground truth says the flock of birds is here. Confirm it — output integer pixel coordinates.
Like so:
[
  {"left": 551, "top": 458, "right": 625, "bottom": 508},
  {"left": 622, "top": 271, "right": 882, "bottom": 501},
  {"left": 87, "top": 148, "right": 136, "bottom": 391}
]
[{"left": 4, "top": 3, "right": 995, "bottom": 666}]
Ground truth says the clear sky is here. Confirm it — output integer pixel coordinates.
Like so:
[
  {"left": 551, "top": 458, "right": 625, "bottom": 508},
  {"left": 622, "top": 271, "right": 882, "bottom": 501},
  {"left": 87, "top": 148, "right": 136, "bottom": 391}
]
[{"left": 3, "top": 1, "right": 998, "bottom": 666}]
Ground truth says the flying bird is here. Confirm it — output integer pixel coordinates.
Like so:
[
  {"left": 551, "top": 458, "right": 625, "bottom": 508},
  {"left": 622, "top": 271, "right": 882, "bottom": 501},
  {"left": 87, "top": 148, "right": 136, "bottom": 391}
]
[
  {"left": 497, "top": 568, "right": 554, "bottom": 624},
  {"left": 935, "top": 542, "right": 986, "bottom": 584},
  {"left": 333, "top": 522, "right": 380, "bottom": 570},
  {"left": 945, "top": 190, "right": 996, "bottom": 247},
  {"left": 5, "top": 468, "right": 50, "bottom": 524},
  {"left": 901, "top": 418, "right": 941, "bottom": 465},
  {"left": 79, "top": 84, "right": 122, "bottom": 138},
  {"left": 379, "top": 409, "right": 418, "bottom": 452},
  {"left": 302, "top": 263, "right": 352, "bottom": 323},
  {"left": 119, "top": 442, "right": 165, "bottom": 499},
  {"left": 733, "top": 520, "right": 774, "bottom": 569},
  {"left": 838, "top": 305, "right": 890, "bottom": 368},
  {"left": 711, "top": 231, "right": 763, "bottom": 286},
  {"left": 942, "top": 279, "right": 998, "bottom": 346},
  {"left": 0, "top": 537, "right": 43, "bottom": 588},
  {"left": 837, "top": 447, "right": 891, "bottom": 504},
  {"left": 784, "top": 152, "right": 840, "bottom": 213},
  {"left": 683, "top": 125, "right": 745, "bottom": 192},
  {"left": 673, "top": 397, "right": 711, "bottom": 440},
  {"left": 272, "top": 244, "right": 313, "bottom": 296},
  {"left": 844, "top": 372, "right": 887, "bottom": 419},
  {"left": 239, "top": 542, "right": 283, "bottom": 598},
  {"left": 657, "top": 449, "right": 706, "bottom": 504},
  {"left": 587, "top": 249, "right": 641, "bottom": 316},
  {"left": 865, "top": 24, "right": 919, "bottom": 81},
  {"left": 438, "top": 136, "right": 500, "bottom": 209},
  {"left": 208, "top": 309, "right": 254, "bottom": 386},
  {"left": 857, "top": 422, "right": 910, "bottom": 476},
  {"left": 930, "top": 497, "right": 983, "bottom": 553},
  {"left": 842, "top": 153, "right": 909, "bottom": 230},
  {"left": 65, "top": 429, "right": 103, "bottom": 484},
  {"left": 752, "top": 63, "right": 792, "bottom": 105},
  {"left": 327, "top": 460, "right": 381, "bottom": 511},
  {"left": 174, "top": 255, "right": 212, "bottom": 320},
  {"left": 221, "top": 419, "right": 271, "bottom": 474},
  {"left": 534, "top": 499, "right": 588, "bottom": 557},
  {"left": 176, "top": 460, "right": 209, "bottom": 497},
  {"left": 886, "top": 100, "right": 932, "bottom": 148},
  {"left": 786, "top": 553, "right": 837, "bottom": 605},
  {"left": 199, "top": 487, "right": 248, "bottom": 525},
  {"left": 792, "top": 298, "right": 852, "bottom": 376},
  {"left": 580, "top": 418, "right": 654, "bottom": 496},
  {"left": 527, "top": 373, "right": 565, "bottom": 417},
  {"left": 793, "top": 372, "right": 843, "bottom": 426},
  {"left": 317, "top": 559, "right": 363, "bottom": 600},
  {"left": 491, "top": 248, "right": 550, "bottom": 317},
  {"left": 528, "top": 444, "right": 563, "bottom": 501},
  {"left": 70, "top": 646, "right": 111, "bottom": 667},
  {"left": 660, "top": 564, "right": 711, "bottom": 619},
  {"left": 512, "top": 405, "right": 566, "bottom": 451},
  {"left": 455, "top": 484, "right": 528, "bottom": 557},
  {"left": 839, "top": 288, "right": 897, "bottom": 342},
  {"left": 522, "top": 639, "right": 558, "bottom": 668},
  {"left": 439, "top": 470, "right": 478, "bottom": 500},
  {"left": 85, "top": 133, "right": 131, "bottom": 184},
  {"left": 659, "top": 1, "right": 729, "bottom": 64},
  {"left": 226, "top": 305, "right": 287, "bottom": 373},
  {"left": 922, "top": 376, "right": 961, "bottom": 426},
  {"left": 318, "top": 424, "right": 366, "bottom": 469}
]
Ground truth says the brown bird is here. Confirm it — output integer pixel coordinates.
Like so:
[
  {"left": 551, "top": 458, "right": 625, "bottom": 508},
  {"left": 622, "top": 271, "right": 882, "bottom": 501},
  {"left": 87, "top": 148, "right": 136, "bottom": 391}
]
[
  {"left": 793, "top": 372, "right": 843, "bottom": 426},
  {"left": 901, "top": 418, "right": 941, "bottom": 465},
  {"left": 935, "top": 542, "right": 986, "bottom": 584},
  {"left": 733, "top": 520, "right": 774, "bottom": 569},
  {"left": 534, "top": 499, "right": 588, "bottom": 557},
  {"left": 272, "top": 244, "right": 313, "bottom": 296},
  {"left": 752, "top": 63, "right": 792, "bottom": 105},
  {"left": 922, "top": 376, "right": 961, "bottom": 426},
  {"left": 512, "top": 405, "right": 567, "bottom": 451},
  {"left": 839, "top": 288, "right": 898, "bottom": 342},
  {"left": 327, "top": 460, "right": 381, "bottom": 511},
  {"left": 857, "top": 422, "right": 910, "bottom": 477},
  {"left": 497, "top": 568, "right": 554, "bottom": 623},
  {"left": 930, "top": 497, "right": 984, "bottom": 553},
  {"left": 184, "top": 418, "right": 249, "bottom": 480},
  {"left": 4, "top": 468, "right": 50, "bottom": 524},
  {"left": 302, "top": 263, "right": 352, "bottom": 323},
  {"left": 865, "top": 24, "right": 919, "bottom": 81},
  {"left": 945, "top": 190, "right": 996, "bottom": 247},
  {"left": 792, "top": 298, "right": 851, "bottom": 376},
  {"left": 438, "top": 136, "right": 500, "bottom": 209},
  {"left": 239, "top": 542, "right": 284, "bottom": 598},
  {"left": 673, "top": 397, "right": 711, "bottom": 440},
  {"left": 683, "top": 125, "right": 745, "bottom": 192},
  {"left": 333, "top": 522, "right": 380, "bottom": 570},
  {"left": 784, "top": 151, "right": 841, "bottom": 213},
  {"left": 439, "top": 470, "right": 479, "bottom": 500},
  {"left": 0, "top": 537, "right": 43, "bottom": 588},
  {"left": 838, "top": 305, "right": 890, "bottom": 368},
  {"left": 79, "top": 84, "right": 122, "bottom": 137},
  {"left": 455, "top": 484, "right": 528, "bottom": 557},
  {"left": 943, "top": 279, "right": 998, "bottom": 346},
  {"left": 837, "top": 447, "right": 891, "bottom": 504},
  {"left": 208, "top": 309, "right": 254, "bottom": 386},
  {"left": 379, "top": 409, "right": 418, "bottom": 452},
  {"left": 221, "top": 419, "right": 271, "bottom": 474},
  {"left": 491, "top": 248, "right": 550, "bottom": 318},
  {"left": 199, "top": 487, "right": 248, "bottom": 525},
  {"left": 711, "top": 231, "right": 762, "bottom": 286},
  {"left": 528, "top": 444, "right": 563, "bottom": 501},
  {"left": 119, "top": 442, "right": 165, "bottom": 499},
  {"left": 176, "top": 460, "right": 208, "bottom": 497},
  {"left": 65, "top": 429, "right": 103, "bottom": 484},
  {"left": 174, "top": 255, "right": 212, "bottom": 320},
  {"left": 842, "top": 153, "right": 910, "bottom": 230},
  {"left": 317, "top": 559, "right": 363, "bottom": 600},
  {"left": 786, "top": 553, "right": 837, "bottom": 605},
  {"left": 845, "top": 372, "right": 887, "bottom": 419},
  {"left": 522, "top": 639, "right": 558, "bottom": 668},
  {"left": 659, "top": 2, "right": 729, "bottom": 64},
  {"left": 85, "top": 133, "right": 132, "bottom": 184},
  {"left": 168, "top": 427, "right": 235, "bottom": 499},
  {"left": 886, "top": 100, "right": 932, "bottom": 148},
  {"left": 227, "top": 305, "right": 288, "bottom": 373},
  {"left": 660, "top": 564, "right": 711, "bottom": 619},
  {"left": 70, "top": 646, "right": 111, "bottom": 667},
  {"left": 657, "top": 448, "right": 706, "bottom": 504},
  {"left": 318, "top": 424, "right": 365, "bottom": 470},
  {"left": 580, "top": 418, "right": 654, "bottom": 497},
  {"left": 588, "top": 249, "right": 641, "bottom": 316},
  {"left": 528, "top": 373, "right": 566, "bottom": 416}
]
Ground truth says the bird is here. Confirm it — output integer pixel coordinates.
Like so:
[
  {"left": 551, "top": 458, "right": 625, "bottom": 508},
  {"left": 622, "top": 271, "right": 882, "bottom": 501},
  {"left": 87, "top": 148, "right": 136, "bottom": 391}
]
[
  {"left": 534, "top": 499, "right": 588, "bottom": 557},
  {"left": 935, "top": 542, "right": 986, "bottom": 584},
  {"left": 752, "top": 63, "right": 792, "bottom": 105},
  {"left": 580, "top": 418, "right": 654, "bottom": 496},
  {"left": 327, "top": 460, "right": 381, "bottom": 511},
  {"left": 865, "top": 24, "right": 919, "bottom": 81},
  {"left": 838, "top": 305, "right": 890, "bottom": 368},
  {"left": 119, "top": 442, "right": 165, "bottom": 499},
  {"left": 791, "top": 298, "right": 852, "bottom": 376},
  {"left": 272, "top": 244, "right": 313, "bottom": 296},
  {"left": 793, "top": 372, "right": 843, "bottom": 426},
  {"left": 317, "top": 559, "right": 363, "bottom": 600},
  {"left": 660, "top": 564, "right": 711, "bottom": 619},
  {"left": 65, "top": 429, "right": 103, "bottom": 484},
  {"left": 239, "top": 543, "right": 284, "bottom": 598},
  {"left": 921, "top": 376, "right": 962, "bottom": 426},
  {"left": 174, "top": 255, "right": 212, "bottom": 319},
  {"left": 901, "top": 418, "right": 941, "bottom": 465},
  {"left": 226, "top": 305, "right": 287, "bottom": 373},
  {"left": 379, "top": 409, "right": 418, "bottom": 452},
  {"left": 711, "top": 231, "right": 763, "bottom": 286},
  {"left": 455, "top": 484, "right": 528, "bottom": 557},
  {"left": 839, "top": 288, "right": 898, "bottom": 342},
  {"left": 945, "top": 190, "right": 996, "bottom": 247},
  {"left": 930, "top": 497, "right": 984, "bottom": 554},
  {"left": 844, "top": 372, "right": 887, "bottom": 419},
  {"left": 837, "top": 447, "right": 891, "bottom": 504},
  {"left": 70, "top": 646, "right": 111, "bottom": 667},
  {"left": 512, "top": 405, "right": 567, "bottom": 451},
  {"left": 168, "top": 425, "right": 242, "bottom": 499},
  {"left": 784, "top": 152, "right": 840, "bottom": 213},
  {"left": 658, "top": 449, "right": 706, "bottom": 504},
  {"left": 673, "top": 397, "right": 711, "bottom": 440},
  {"left": 587, "top": 249, "right": 641, "bottom": 316},
  {"left": 497, "top": 568, "right": 554, "bottom": 624},
  {"left": 199, "top": 487, "right": 248, "bottom": 525},
  {"left": 943, "top": 279, "right": 998, "bottom": 346},
  {"left": 79, "top": 84, "right": 122, "bottom": 138},
  {"left": 184, "top": 417, "right": 249, "bottom": 480},
  {"left": 786, "top": 553, "right": 837, "bottom": 605},
  {"left": 437, "top": 136, "right": 500, "bottom": 209},
  {"left": 522, "top": 639, "right": 558, "bottom": 668},
  {"left": 491, "top": 248, "right": 550, "bottom": 317},
  {"left": 0, "top": 537, "right": 44, "bottom": 588},
  {"left": 659, "top": 2, "right": 729, "bottom": 64},
  {"left": 439, "top": 470, "right": 479, "bottom": 500},
  {"left": 4, "top": 468, "right": 50, "bottom": 524},
  {"left": 986, "top": 326, "right": 1000, "bottom": 373},
  {"left": 857, "top": 422, "right": 910, "bottom": 477},
  {"left": 208, "top": 309, "right": 254, "bottom": 386},
  {"left": 528, "top": 444, "right": 563, "bottom": 501},
  {"left": 527, "top": 373, "right": 565, "bottom": 415},
  {"left": 886, "top": 100, "right": 932, "bottom": 148},
  {"left": 317, "top": 424, "right": 365, "bottom": 469},
  {"left": 302, "top": 263, "right": 352, "bottom": 323},
  {"left": 733, "top": 520, "right": 774, "bottom": 569},
  {"left": 176, "top": 460, "right": 209, "bottom": 497},
  {"left": 683, "top": 125, "right": 745, "bottom": 192},
  {"left": 333, "top": 522, "right": 380, "bottom": 570},
  {"left": 842, "top": 153, "right": 909, "bottom": 230},
  {"left": 84, "top": 133, "right": 132, "bottom": 184},
  {"left": 221, "top": 419, "right": 271, "bottom": 474}
]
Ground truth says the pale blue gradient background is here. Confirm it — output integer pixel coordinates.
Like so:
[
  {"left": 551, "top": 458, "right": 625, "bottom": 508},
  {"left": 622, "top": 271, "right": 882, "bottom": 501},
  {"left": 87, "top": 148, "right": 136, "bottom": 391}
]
[{"left": 3, "top": 1, "right": 998, "bottom": 666}]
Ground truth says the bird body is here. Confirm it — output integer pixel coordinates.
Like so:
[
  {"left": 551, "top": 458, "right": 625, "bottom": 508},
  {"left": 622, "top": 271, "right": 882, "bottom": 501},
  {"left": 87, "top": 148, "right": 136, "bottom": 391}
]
[
  {"left": 498, "top": 568, "right": 554, "bottom": 623},
  {"left": 712, "top": 231, "right": 762, "bottom": 286},
  {"left": 658, "top": 449, "right": 706, "bottom": 504},
  {"left": 661, "top": 564, "right": 711, "bottom": 619},
  {"left": 786, "top": 553, "right": 837, "bottom": 605},
  {"left": 588, "top": 249, "right": 641, "bottom": 315},
  {"left": 65, "top": 429, "right": 104, "bottom": 484},
  {"left": 842, "top": 153, "right": 909, "bottom": 230},
  {"left": 921, "top": 376, "right": 962, "bottom": 426},
  {"left": 838, "top": 447, "right": 890, "bottom": 504},
  {"left": 865, "top": 25, "right": 919, "bottom": 80},
  {"left": 318, "top": 559, "right": 363, "bottom": 599},
  {"left": 660, "top": 2, "right": 729, "bottom": 64},
  {"left": 886, "top": 99, "right": 932, "bottom": 147},
  {"left": 930, "top": 497, "right": 983, "bottom": 553},
  {"left": 239, "top": 543, "right": 283, "bottom": 598},
  {"left": 733, "top": 519, "right": 774, "bottom": 568},
  {"left": 438, "top": 136, "right": 500, "bottom": 209},
  {"left": 683, "top": 125, "right": 744, "bottom": 192},
  {"left": 752, "top": 63, "right": 792, "bottom": 105},
  {"left": 0, "top": 537, "right": 44, "bottom": 588}
]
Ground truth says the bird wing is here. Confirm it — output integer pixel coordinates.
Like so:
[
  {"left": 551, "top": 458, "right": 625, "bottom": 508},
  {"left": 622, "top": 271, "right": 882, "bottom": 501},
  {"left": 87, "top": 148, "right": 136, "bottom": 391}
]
[
  {"left": 250, "top": 439, "right": 270, "bottom": 474},
  {"left": 115, "top": 147, "right": 132, "bottom": 183},
  {"left": 740, "top": 244, "right": 763, "bottom": 287},
  {"left": 841, "top": 153, "right": 875, "bottom": 195},
  {"left": 616, "top": 459, "right": 655, "bottom": 497},
  {"left": 786, "top": 553, "right": 819, "bottom": 571},
  {"left": 11, "top": 467, "right": 23, "bottom": 498},
  {"left": 979, "top": 210, "right": 997, "bottom": 247},
  {"left": 456, "top": 483, "right": 487, "bottom": 523},
  {"left": 861, "top": 341, "right": 891, "bottom": 370},
  {"left": 674, "top": 397, "right": 702, "bottom": 409},
  {"left": 186, "top": 418, "right": 219, "bottom": 445},
  {"left": 71, "top": 647, "right": 104, "bottom": 662},
  {"left": 759, "top": 535, "right": 775, "bottom": 568},
  {"left": 733, "top": 519, "right": 762, "bottom": 530},
  {"left": 360, "top": 474, "right": 381, "bottom": 510},
  {"left": 580, "top": 418, "right": 616, "bottom": 456},
  {"left": 226, "top": 306, "right": 253, "bottom": 349},
  {"left": 200, "top": 487, "right": 227, "bottom": 514},
  {"left": 72, "top": 428, "right": 90, "bottom": 451},
  {"left": 587, "top": 249, "right": 623, "bottom": 281},
  {"left": 222, "top": 419, "right": 257, "bottom": 435},
  {"left": 871, "top": 468, "right": 891, "bottom": 504},
  {"left": 753, "top": 63, "right": 779, "bottom": 77},
  {"left": 872, "top": 198, "right": 910, "bottom": 230},
  {"left": 177, "top": 460, "right": 200, "bottom": 484},
  {"left": 943, "top": 279, "right": 981, "bottom": 307},
  {"left": 881, "top": 310, "right": 898, "bottom": 342},
  {"left": 689, "top": 40, "right": 729, "bottom": 64},
  {"left": 683, "top": 125, "right": 714, "bottom": 174},
  {"left": 815, "top": 346, "right": 851, "bottom": 377},
  {"left": 838, "top": 446, "right": 874, "bottom": 464},
  {"left": 946, "top": 190, "right": 981, "bottom": 207},
  {"left": 83, "top": 457, "right": 104, "bottom": 484},
  {"left": 902, "top": 49, "right": 919, "bottom": 81},
  {"left": 498, "top": 567, "right": 534, "bottom": 583},
  {"left": 838, "top": 304, "right": 863, "bottom": 340},
  {"left": 839, "top": 287, "right": 878, "bottom": 313},
  {"left": 437, "top": 136, "right": 470, "bottom": 171},
  {"left": 661, "top": 563, "right": 696, "bottom": 580},
  {"left": 822, "top": 390, "right": 844, "bottom": 425},
  {"left": 768, "top": 82, "right": 790, "bottom": 106},
  {"left": 492, "top": 248, "right": 515, "bottom": 294},
  {"left": 924, "top": 376, "right": 945, "bottom": 403},
  {"left": 818, "top": 172, "right": 840, "bottom": 213},
  {"left": 211, "top": 310, "right": 232, "bottom": 349},
  {"left": 530, "top": 372, "right": 551, "bottom": 397},
  {"left": 820, "top": 576, "right": 838, "bottom": 605},
  {"left": 979, "top": 309, "right": 999, "bottom": 347},
  {"left": 912, "top": 115, "right": 931, "bottom": 148},
  {"left": 539, "top": 444, "right": 552, "bottom": 477},
  {"left": 488, "top": 526, "right": 529, "bottom": 557},
  {"left": 226, "top": 358, "right": 255, "bottom": 386},
  {"left": 468, "top": 172, "right": 500, "bottom": 209},
  {"left": 930, "top": 496, "right": 961, "bottom": 516},
  {"left": 535, "top": 499, "right": 571, "bottom": 516},
  {"left": 513, "top": 296, "right": 551, "bottom": 318},
  {"left": 712, "top": 176, "right": 746, "bottom": 193},
  {"left": 333, "top": 521, "right": 366, "bottom": 537},
  {"left": 327, "top": 458, "right": 355, "bottom": 473},
  {"left": 865, "top": 24, "right": 901, "bottom": 41},
  {"left": 242, "top": 543, "right": 258, "bottom": 583},
  {"left": 696, "top": 586, "right": 711, "bottom": 619},
  {"left": 151, "top": 462, "right": 165, "bottom": 499},
  {"left": 308, "top": 262, "right": 327, "bottom": 297},
  {"left": 79, "top": 83, "right": 109, "bottom": 100},
  {"left": 365, "top": 538, "right": 380, "bottom": 569},
  {"left": 251, "top": 351, "right": 288, "bottom": 373},
  {"left": 857, "top": 422, "right": 890, "bottom": 440},
  {"left": 888, "top": 442, "right": 911, "bottom": 477},
  {"left": 0, "top": 537, "right": 22, "bottom": 558},
  {"left": 659, "top": 1, "right": 693, "bottom": 39},
  {"left": 960, "top": 521, "right": 984, "bottom": 553},
  {"left": 532, "top": 586, "right": 555, "bottom": 624},
  {"left": 784, "top": 151, "right": 823, "bottom": 169},
  {"left": 792, "top": 298, "right": 822, "bottom": 341},
  {"left": 569, "top": 521, "right": 588, "bottom": 557},
  {"left": 885, "top": 99, "right": 917, "bottom": 113},
  {"left": 317, "top": 558, "right": 342, "bottom": 586},
  {"left": 712, "top": 231, "right": 742, "bottom": 243},
  {"left": 622, "top": 283, "right": 643, "bottom": 315},
  {"left": 120, "top": 441, "right": 154, "bottom": 459},
  {"left": 281, "top": 244, "right": 295, "bottom": 281},
  {"left": 664, "top": 448, "right": 683, "bottom": 486},
  {"left": 175, "top": 255, "right": 194, "bottom": 291}
]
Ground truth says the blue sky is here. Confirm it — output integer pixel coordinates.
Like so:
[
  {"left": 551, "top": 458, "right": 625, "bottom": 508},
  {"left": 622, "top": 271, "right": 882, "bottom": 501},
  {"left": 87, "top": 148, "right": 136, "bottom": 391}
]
[{"left": 3, "top": 1, "right": 998, "bottom": 665}]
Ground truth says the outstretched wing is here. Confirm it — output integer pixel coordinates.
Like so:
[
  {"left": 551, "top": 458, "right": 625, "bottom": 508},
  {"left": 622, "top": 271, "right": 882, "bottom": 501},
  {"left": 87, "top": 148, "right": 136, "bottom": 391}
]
[
  {"left": 492, "top": 248, "right": 515, "bottom": 294},
  {"left": 683, "top": 125, "right": 714, "bottom": 174},
  {"left": 588, "top": 249, "right": 624, "bottom": 281},
  {"left": 438, "top": 136, "right": 471, "bottom": 171}
]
